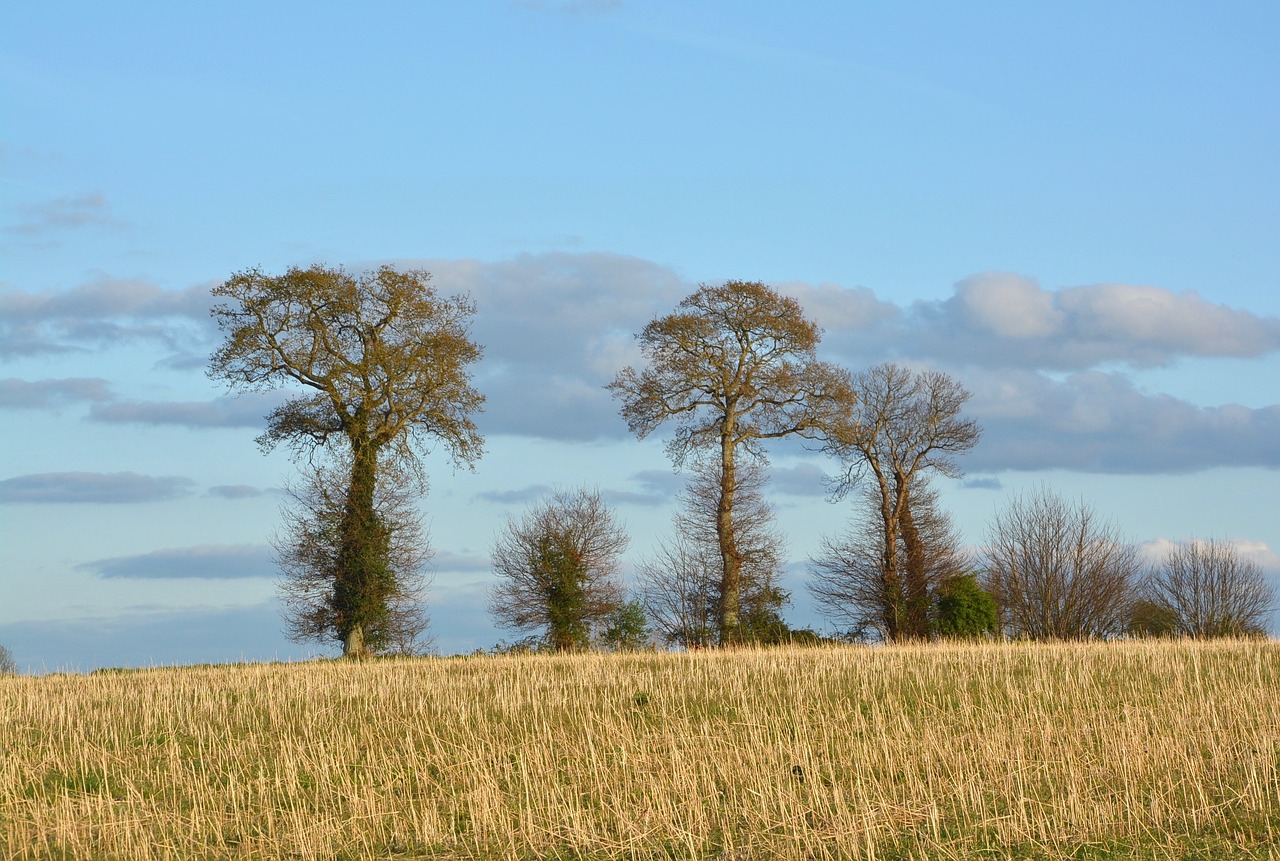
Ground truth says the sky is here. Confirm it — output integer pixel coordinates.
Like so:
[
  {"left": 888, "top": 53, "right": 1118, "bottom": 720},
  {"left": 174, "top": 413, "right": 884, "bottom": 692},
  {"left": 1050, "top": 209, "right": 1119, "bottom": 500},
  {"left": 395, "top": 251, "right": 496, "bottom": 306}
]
[{"left": 2, "top": 1, "right": 1278, "bottom": 671}]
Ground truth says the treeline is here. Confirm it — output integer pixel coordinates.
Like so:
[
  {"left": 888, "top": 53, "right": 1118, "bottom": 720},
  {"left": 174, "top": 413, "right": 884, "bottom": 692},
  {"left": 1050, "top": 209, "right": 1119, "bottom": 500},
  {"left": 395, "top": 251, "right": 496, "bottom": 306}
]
[{"left": 207, "top": 266, "right": 1273, "bottom": 658}]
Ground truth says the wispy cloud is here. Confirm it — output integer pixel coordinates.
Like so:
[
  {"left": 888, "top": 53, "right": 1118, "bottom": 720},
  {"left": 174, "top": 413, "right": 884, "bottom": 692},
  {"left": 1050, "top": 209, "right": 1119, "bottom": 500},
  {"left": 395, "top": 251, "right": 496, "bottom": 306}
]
[
  {"left": 770, "top": 463, "right": 830, "bottom": 497},
  {"left": 0, "top": 472, "right": 195, "bottom": 504},
  {"left": 79, "top": 544, "right": 275, "bottom": 580},
  {"left": 206, "top": 484, "right": 278, "bottom": 500},
  {"left": 6, "top": 192, "right": 123, "bottom": 237},
  {"left": 433, "top": 551, "right": 492, "bottom": 574},
  {"left": 88, "top": 391, "right": 285, "bottom": 429},
  {"left": 475, "top": 484, "right": 554, "bottom": 505},
  {"left": 0, "top": 377, "right": 114, "bottom": 408}
]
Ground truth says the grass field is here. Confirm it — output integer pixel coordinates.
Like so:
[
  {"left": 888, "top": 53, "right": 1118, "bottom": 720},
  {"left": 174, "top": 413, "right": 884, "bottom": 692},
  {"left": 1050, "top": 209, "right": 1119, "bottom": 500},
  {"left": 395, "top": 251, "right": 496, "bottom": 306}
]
[{"left": 2, "top": 639, "right": 1279, "bottom": 860}]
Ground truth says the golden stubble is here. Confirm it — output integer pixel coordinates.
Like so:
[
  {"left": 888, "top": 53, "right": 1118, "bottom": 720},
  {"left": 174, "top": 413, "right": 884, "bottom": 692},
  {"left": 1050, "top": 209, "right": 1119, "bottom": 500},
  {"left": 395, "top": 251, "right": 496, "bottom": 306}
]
[{"left": 2, "top": 640, "right": 1278, "bottom": 859}]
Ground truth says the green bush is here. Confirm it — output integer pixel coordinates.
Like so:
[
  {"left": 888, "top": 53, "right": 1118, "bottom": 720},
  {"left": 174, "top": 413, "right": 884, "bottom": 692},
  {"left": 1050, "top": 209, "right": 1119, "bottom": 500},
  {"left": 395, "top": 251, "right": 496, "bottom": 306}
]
[{"left": 934, "top": 573, "right": 999, "bottom": 639}]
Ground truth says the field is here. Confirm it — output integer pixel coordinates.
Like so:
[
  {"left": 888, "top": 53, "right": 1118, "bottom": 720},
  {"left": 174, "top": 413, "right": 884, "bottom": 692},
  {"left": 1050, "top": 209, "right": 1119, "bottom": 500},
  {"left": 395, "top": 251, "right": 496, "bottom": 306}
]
[{"left": 2, "top": 640, "right": 1279, "bottom": 860}]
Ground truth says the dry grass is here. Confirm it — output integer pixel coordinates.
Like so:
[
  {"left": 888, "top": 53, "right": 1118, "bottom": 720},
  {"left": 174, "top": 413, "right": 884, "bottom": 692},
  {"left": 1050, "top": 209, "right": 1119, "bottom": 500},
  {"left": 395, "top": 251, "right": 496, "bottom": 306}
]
[{"left": 2, "top": 639, "right": 1279, "bottom": 859}]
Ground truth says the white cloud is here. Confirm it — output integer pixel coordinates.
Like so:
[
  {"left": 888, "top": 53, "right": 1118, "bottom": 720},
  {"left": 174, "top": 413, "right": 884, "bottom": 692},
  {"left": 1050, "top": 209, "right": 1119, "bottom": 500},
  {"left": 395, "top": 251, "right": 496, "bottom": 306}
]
[
  {"left": 964, "top": 370, "right": 1280, "bottom": 474},
  {"left": 953, "top": 272, "right": 1063, "bottom": 339},
  {"left": 905, "top": 273, "right": 1280, "bottom": 370}
]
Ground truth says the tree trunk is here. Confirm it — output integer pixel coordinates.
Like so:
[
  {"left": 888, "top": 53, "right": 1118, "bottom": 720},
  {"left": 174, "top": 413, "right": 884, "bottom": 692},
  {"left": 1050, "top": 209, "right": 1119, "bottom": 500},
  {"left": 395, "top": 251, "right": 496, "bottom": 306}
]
[
  {"left": 716, "top": 428, "right": 742, "bottom": 645},
  {"left": 336, "top": 439, "right": 380, "bottom": 658},
  {"left": 870, "top": 465, "right": 903, "bottom": 642},
  {"left": 342, "top": 623, "right": 366, "bottom": 659},
  {"left": 897, "top": 483, "right": 930, "bottom": 640}
]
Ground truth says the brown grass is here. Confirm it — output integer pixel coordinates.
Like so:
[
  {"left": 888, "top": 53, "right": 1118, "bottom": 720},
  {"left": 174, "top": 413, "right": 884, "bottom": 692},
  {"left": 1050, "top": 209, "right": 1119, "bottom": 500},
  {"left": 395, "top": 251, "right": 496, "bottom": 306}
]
[{"left": 2, "top": 639, "right": 1279, "bottom": 859}]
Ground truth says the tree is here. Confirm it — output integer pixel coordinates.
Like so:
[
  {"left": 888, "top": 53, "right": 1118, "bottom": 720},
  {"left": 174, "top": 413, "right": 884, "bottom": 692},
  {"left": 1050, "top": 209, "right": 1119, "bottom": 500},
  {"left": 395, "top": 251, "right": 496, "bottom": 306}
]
[
  {"left": 275, "top": 456, "right": 433, "bottom": 656},
  {"left": 489, "top": 488, "right": 628, "bottom": 652},
  {"left": 933, "top": 572, "right": 999, "bottom": 639},
  {"left": 609, "top": 281, "right": 853, "bottom": 643},
  {"left": 600, "top": 600, "right": 652, "bottom": 652},
  {"left": 1127, "top": 598, "right": 1180, "bottom": 639},
  {"left": 982, "top": 487, "right": 1142, "bottom": 640},
  {"left": 209, "top": 265, "right": 483, "bottom": 657},
  {"left": 820, "top": 363, "right": 980, "bottom": 641},
  {"left": 638, "top": 461, "right": 790, "bottom": 647},
  {"left": 1143, "top": 539, "right": 1275, "bottom": 638},
  {"left": 0, "top": 644, "right": 16, "bottom": 676},
  {"left": 809, "top": 478, "right": 969, "bottom": 641}
]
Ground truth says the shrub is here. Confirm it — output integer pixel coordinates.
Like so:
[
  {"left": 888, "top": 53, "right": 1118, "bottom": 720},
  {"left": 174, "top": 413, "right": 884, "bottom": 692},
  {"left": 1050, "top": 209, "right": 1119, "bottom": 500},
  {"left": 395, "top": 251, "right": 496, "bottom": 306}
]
[{"left": 934, "top": 573, "right": 999, "bottom": 639}]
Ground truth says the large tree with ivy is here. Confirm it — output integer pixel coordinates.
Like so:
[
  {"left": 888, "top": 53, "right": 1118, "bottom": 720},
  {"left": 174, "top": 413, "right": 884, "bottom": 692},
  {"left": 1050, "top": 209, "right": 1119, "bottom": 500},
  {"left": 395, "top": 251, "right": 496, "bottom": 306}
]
[{"left": 209, "top": 264, "right": 484, "bottom": 657}]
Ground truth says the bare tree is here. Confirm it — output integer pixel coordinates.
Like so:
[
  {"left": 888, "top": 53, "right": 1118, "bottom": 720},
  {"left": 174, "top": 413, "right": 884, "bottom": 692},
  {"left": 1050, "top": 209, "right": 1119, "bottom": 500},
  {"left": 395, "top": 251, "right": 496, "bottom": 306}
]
[
  {"left": 275, "top": 456, "right": 433, "bottom": 656},
  {"left": 210, "top": 265, "right": 483, "bottom": 657},
  {"left": 809, "top": 478, "right": 968, "bottom": 641},
  {"left": 820, "top": 364, "right": 980, "bottom": 640},
  {"left": 639, "top": 460, "right": 789, "bottom": 647},
  {"left": 610, "top": 281, "right": 853, "bottom": 643},
  {"left": 1144, "top": 539, "right": 1275, "bottom": 638},
  {"left": 489, "top": 488, "right": 628, "bottom": 652},
  {"left": 0, "top": 644, "right": 17, "bottom": 676},
  {"left": 983, "top": 487, "right": 1142, "bottom": 640}
]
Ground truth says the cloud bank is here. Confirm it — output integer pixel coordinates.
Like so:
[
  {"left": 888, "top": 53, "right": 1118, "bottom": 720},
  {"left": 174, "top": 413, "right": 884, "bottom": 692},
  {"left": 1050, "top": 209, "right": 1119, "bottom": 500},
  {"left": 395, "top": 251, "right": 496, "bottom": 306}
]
[
  {"left": 8, "top": 254, "right": 1280, "bottom": 477},
  {"left": 0, "top": 472, "right": 195, "bottom": 504}
]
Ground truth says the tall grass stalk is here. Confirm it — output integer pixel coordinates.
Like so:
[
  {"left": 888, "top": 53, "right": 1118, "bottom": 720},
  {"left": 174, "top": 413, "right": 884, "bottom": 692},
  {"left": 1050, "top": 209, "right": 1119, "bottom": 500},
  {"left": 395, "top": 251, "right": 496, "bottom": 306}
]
[{"left": 2, "top": 640, "right": 1278, "bottom": 859}]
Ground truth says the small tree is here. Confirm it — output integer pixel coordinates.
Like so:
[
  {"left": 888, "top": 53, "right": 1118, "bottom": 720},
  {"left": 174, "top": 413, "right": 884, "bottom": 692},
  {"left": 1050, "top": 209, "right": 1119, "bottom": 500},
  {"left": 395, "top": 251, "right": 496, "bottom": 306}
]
[
  {"left": 983, "top": 487, "right": 1141, "bottom": 640},
  {"left": 489, "top": 488, "right": 628, "bottom": 652},
  {"left": 0, "top": 644, "right": 17, "bottom": 676},
  {"left": 809, "top": 479, "right": 969, "bottom": 641},
  {"left": 610, "top": 280, "right": 853, "bottom": 643},
  {"left": 819, "top": 364, "right": 980, "bottom": 641},
  {"left": 600, "top": 600, "right": 651, "bottom": 652},
  {"left": 933, "top": 572, "right": 999, "bottom": 639},
  {"left": 1144, "top": 539, "right": 1275, "bottom": 638},
  {"left": 275, "top": 456, "right": 433, "bottom": 656},
  {"left": 1127, "top": 598, "right": 1180, "bottom": 638}
]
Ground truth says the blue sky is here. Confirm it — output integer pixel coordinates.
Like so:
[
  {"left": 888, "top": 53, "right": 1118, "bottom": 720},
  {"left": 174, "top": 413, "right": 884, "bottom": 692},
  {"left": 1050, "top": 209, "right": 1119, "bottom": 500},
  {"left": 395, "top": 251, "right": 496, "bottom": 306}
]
[{"left": 2, "top": 1, "right": 1278, "bottom": 670}]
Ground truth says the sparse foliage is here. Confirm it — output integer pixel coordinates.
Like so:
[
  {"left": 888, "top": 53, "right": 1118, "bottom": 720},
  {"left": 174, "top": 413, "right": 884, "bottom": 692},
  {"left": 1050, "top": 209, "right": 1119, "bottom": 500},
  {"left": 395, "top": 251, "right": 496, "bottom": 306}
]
[
  {"left": 209, "top": 264, "right": 483, "bottom": 657},
  {"left": 809, "top": 479, "right": 969, "bottom": 641},
  {"left": 275, "top": 457, "right": 433, "bottom": 656},
  {"left": 609, "top": 280, "right": 853, "bottom": 643},
  {"left": 0, "top": 644, "right": 16, "bottom": 676},
  {"left": 819, "top": 363, "right": 979, "bottom": 641},
  {"left": 489, "top": 488, "right": 628, "bottom": 652},
  {"left": 1144, "top": 539, "right": 1275, "bottom": 638},
  {"left": 600, "top": 600, "right": 651, "bottom": 652},
  {"left": 639, "top": 461, "right": 790, "bottom": 647},
  {"left": 983, "top": 487, "right": 1142, "bottom": 640}
]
